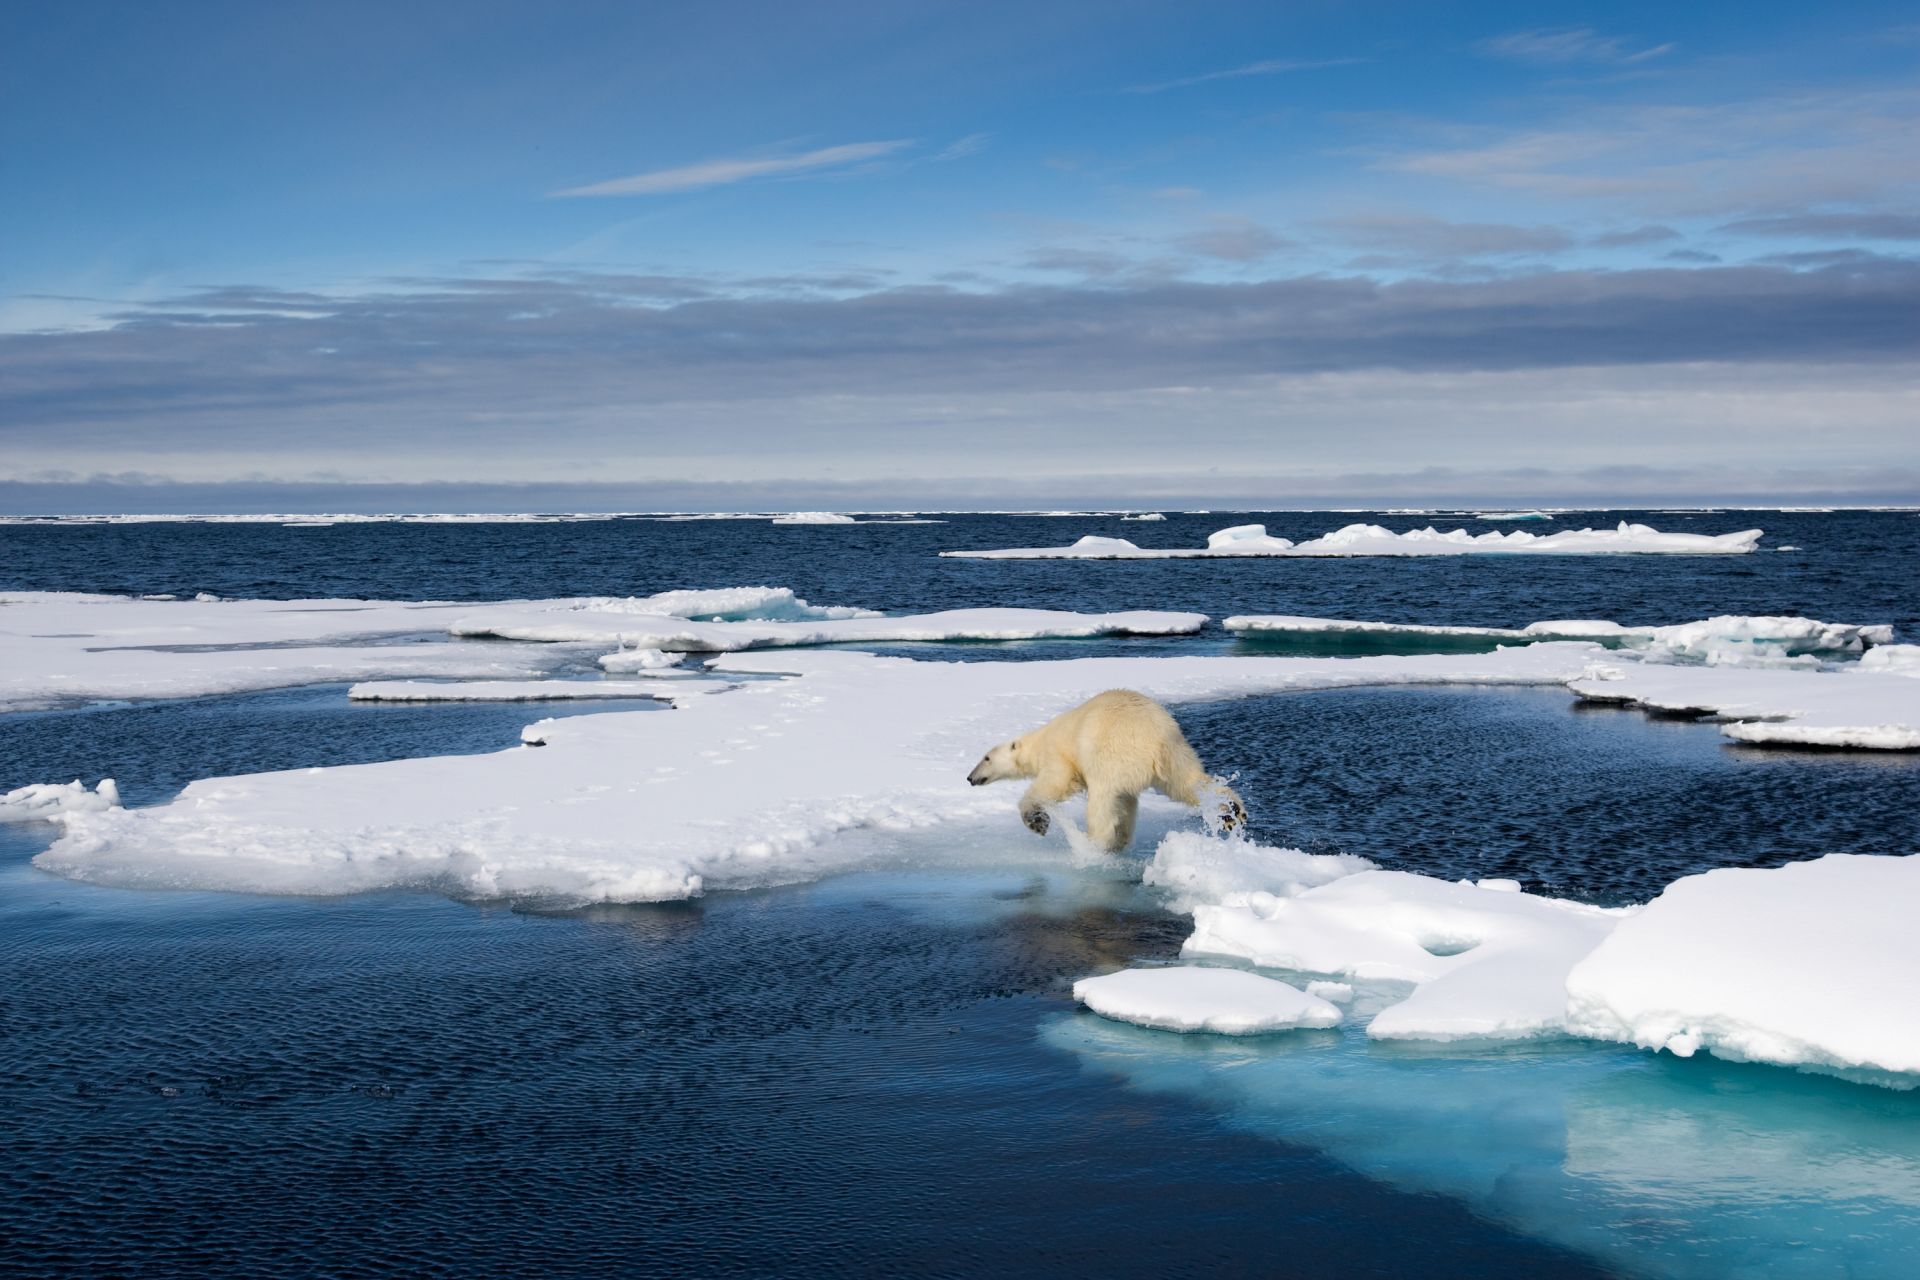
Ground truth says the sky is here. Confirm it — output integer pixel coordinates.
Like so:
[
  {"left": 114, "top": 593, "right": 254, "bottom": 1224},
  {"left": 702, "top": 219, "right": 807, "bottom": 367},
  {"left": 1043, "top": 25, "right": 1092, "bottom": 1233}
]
[{"left": 2, "top": 0, "right": 1917, "bottom": 511}]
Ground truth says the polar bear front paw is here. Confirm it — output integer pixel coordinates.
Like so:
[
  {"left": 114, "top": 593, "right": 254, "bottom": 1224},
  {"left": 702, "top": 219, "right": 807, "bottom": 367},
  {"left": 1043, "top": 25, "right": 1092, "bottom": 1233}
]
[{"left": 1022, "top": 807, "right": 1051, "bottom": 836}]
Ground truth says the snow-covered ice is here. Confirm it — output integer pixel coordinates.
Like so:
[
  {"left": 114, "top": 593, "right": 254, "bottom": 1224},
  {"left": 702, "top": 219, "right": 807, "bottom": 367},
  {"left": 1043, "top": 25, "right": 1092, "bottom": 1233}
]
[
  {"left": 450, "top": 605, "right": 1209, "bottom": 650},
  {"left": 2, "top": 778, "right": 120, "bottom": 822},
  {"left": 769, "top": 511, "right": 858, "bottom": 524},
  {"left": 1226, "top": 612, "right": 1895, "bottom": 666},
  {"left": 1120, "top": 512, "right": 1166, "bottom": 521},
  {"left": 346, "top": 680, "right": 689, "bottom": 703},
  {"left": 1566, "top": 855, "right": 1920, "bottom": 1081},
  {"left": 945, "top": 520, "right": 1763, "bottom": 559},
  {"left": 1570, "top": 660, "right": 1920, "bottom": 748},
  {"left": 1073, "top": 966, "right": 1342, "bottom": 1034},
  {"left": 38, "top": 643, "right": 1603, "bottom": 903}
]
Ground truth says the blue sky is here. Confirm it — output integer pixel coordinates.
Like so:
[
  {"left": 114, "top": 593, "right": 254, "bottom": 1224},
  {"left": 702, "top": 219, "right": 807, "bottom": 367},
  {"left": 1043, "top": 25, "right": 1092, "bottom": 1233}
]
[{"left": 2, "top": 0, "right": 1917, "bottom": 509}]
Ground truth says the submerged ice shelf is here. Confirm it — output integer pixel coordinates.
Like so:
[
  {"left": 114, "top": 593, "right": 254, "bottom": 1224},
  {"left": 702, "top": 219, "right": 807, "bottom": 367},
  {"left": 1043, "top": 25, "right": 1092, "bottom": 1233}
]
[{"left": 945, "top": 520, "right": 1764, "bottom": 559}]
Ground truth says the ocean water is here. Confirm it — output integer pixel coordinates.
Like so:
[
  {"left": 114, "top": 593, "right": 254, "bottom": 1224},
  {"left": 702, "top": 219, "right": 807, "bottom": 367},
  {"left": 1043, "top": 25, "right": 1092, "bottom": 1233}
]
[{"left": 4, "top": 511, "right": 1919, "bottom": 1277}]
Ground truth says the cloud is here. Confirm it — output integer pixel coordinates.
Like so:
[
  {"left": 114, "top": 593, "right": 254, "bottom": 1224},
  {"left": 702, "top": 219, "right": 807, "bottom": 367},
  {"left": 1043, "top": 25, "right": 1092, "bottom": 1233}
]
[
  {"left": 1315, "top": 213, "right": 1575, "bottom": 257},
  {"left": 1718, "top": 213, "right": 1920, "bottom": 241},
  {"left": 1384, "top": 88, "right": 1920, "bottom": 214},
  {"left": 1475, "top": 28, "right": 1675, "bottom": 65},
  {"left": 1588, "top": 224, "right": 1682, "bottom": 248},
  {"left": 1123, "top": 57, "right": 1363, "bottom": 95},
  {"left": 551, "top": 140, "right": 913, "bottom": 197},
  {"left": 1174, "top": 219, "right": 1292, "bottom": 262}
]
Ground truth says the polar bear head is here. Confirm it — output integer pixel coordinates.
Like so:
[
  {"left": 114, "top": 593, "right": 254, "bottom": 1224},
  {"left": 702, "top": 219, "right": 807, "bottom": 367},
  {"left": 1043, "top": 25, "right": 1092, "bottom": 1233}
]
[{"left": 967, "top": 737, "right": 1034, "bottom": 786}]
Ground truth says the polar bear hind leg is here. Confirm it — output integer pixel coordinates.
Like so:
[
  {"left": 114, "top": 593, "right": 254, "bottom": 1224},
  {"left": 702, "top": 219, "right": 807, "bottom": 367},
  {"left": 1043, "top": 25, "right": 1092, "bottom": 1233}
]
[{"left": 1087, "top": 787, "right": 1139, "bottom": 853}]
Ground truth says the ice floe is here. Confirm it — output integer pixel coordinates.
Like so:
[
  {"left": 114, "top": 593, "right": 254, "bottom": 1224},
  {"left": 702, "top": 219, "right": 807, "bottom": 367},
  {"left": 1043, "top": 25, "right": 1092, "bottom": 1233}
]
[
  {"left": 38, "top": 643, "right": 1604, "bottom": 903},
  {"left": 1566, "top": 855, "right": 1920, "bottom": 1080},
  {"left": 1227, "top": 612, "right": 1895, "bottom": 666},
  {"left": 945, "top": 520, "right": 1763, "bottom": 559},
  {"left": 769, "top": 511, "right": 858, "bottom": 524},
  {"left": 1570, "top": 660, "right": 1920, "bottom": 748},
  {"left": 346, "top": 680, "right": 690, "bottom": 703},
  {"left": 450, "top": 605, "right": 1208, "bottom": 651},
  {"left": 1, "top": 778, "right": 120, "bottom": 822},
  {"left": 1073, "top": 966, "right": 1342, "bottom": 1034},
  {"left": 1130, "top": 830, "right": 1920, "bottom": 1083}
]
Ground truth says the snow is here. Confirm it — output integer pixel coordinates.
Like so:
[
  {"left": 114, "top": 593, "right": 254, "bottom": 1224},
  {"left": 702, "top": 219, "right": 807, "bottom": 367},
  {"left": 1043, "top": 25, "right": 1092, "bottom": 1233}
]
[
  {"left": 1179, "top": 862, "right": 1626, "bottom": 1041},
  {"left": 944, "top": 520, "right": 1763, "bottom": 559},
  {"left": 1566, "top": 855, "right": 1920, "bottom": 1081},
  {"left": 1226, "top": 612, "right": 1894, "bottom": 666},
  {"left": 1120, "top": 512, "right": 1166, "bottom": 521},
  {"left": 1073, "top": 966, "right": 1342, "bottom": 1034},
  {"left": 1570, "top": 661, "right": 1920, "bottom": 748},
  {"left": 1142, "top": 829, "right": 1375, "bottom": 913},
  {"left": 38, "top": 643, "right": 1604, "bottom": 904},
  {"left": 770, "top": 511, "right": 857, "bottom": 524},
  {"left": 1860, "top": 644, "right": 1920, "bottom": 677},
  {"left": 450, "top": 606, "right": 1209, "bottom": 651},
  {"left": 2, "top": 778, "right": 120, "bottom": 823},
  {"left": 597, "top": 647, "right": 692, "bottom": 673},
  {"left": 1475, "top": 510, "right": 1553, "bottom": 520},
  {"left": 346, "top": 680, "right": 687, "bottom": 703},
  {"left": 1305, "top": 980, "right": 1353, "bottom": 1003}
]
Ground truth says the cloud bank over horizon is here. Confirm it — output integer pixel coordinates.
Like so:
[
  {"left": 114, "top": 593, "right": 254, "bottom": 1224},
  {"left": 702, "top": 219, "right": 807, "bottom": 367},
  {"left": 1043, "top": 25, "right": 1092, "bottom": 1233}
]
[{"left": 2, "top": 1, "right": 1916, "bottom": 510}]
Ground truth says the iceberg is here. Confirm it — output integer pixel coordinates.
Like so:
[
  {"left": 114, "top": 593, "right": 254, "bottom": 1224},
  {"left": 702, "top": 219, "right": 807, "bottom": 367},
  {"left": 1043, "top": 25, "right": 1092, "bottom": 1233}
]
[
  {"left": 1073, "top": 966, "right": 1342, "bottom": 1034},
  {"left": 944, "top": 520, "right": 1763, "bottom": 559}
]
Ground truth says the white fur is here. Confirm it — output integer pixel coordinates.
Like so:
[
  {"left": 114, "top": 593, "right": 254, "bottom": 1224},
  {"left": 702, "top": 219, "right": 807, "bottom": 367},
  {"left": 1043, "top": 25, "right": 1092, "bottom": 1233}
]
[{"left": 967, "top": 689, "right": 1245, "bottom": 852}]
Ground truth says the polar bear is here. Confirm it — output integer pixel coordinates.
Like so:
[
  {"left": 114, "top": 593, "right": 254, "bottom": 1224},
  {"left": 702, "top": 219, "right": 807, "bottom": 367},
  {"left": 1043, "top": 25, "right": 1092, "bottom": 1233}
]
[{"left": 966, "top": 689, "right": 1246, "bottom": 852}]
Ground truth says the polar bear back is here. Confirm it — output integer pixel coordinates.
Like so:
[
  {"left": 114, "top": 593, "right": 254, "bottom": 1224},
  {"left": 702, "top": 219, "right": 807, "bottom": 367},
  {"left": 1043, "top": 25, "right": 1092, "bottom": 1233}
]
[{"left": 1034, "top": 688, "right": 1203, "bottom": 792}]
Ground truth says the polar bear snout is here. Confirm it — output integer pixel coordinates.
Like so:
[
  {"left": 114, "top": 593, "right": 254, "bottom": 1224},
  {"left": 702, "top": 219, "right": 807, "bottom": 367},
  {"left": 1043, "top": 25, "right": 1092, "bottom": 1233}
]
[{"left": 967, "top": 760, "right": 991, "bottom": 786}]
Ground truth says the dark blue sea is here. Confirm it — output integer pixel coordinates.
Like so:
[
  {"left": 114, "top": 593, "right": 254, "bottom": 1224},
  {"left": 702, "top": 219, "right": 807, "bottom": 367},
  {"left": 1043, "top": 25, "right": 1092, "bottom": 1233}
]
[{"left": 4, "top": 510, "right": 1918, "bottom": 1278}]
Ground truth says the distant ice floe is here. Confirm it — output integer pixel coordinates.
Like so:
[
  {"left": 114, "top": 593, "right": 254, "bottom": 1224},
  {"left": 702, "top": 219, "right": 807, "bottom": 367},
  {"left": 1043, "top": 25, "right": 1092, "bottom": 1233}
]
[
  {"left": 769, "top": 511, "right": 858, "bottom": 524},
  {"left": 1, "top": 778, "right": 120, "bottom": 822},
  {"left": 346, "top": 680, "right": 688, "bottom": 703},
  {"left": 1473, "top": 510, "right": 1554, "bottom": 520},
  {"left": 1114, "top": 830, "right": 1920, "bottom": 1084},
  {"left": 1120, "top": 512, "right": 1167, "bottom": 521},
  {"left": 450, "top": 605, "right": 1208, "bottom": 651},
  {"left": 1227, "top": 612, "right": 1895, "bottom": 667},
  {"left": 38, "top": 644, "right": 1604, "bottom": 904},
  {"left": 1570, "top": 660, "right": 1920, "bottom": 748},
  {"left": 944, "top": 520, "right": 1763, "bottom": 559},
  {"left": 1073, "top": 966, "right": 1342, "bottom": 1034},
  {"left": 0, "top": 513, "right": 620, "bottom": 525}
]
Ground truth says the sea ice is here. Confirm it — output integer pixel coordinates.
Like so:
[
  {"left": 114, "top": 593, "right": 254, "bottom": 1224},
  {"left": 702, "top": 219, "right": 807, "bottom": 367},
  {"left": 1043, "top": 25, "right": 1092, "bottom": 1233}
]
[
  {"left": 346, "top": 680, "right": 689, "bottom": 703},
  {"left": 449, "top": 606, "right": 1209, "bottom": 650},
  {"left": 1570, "top": 661, "right": 1920, "bottom": 748},
  {"left": 1, "top": 778, "right": 120, "bottom": 822},
  {"left": 39, "top": 643, "right": 1604, "bottom": 903},
  {"left": 770, "top": 511, "right": 858, "bottom": 524},
  {"left": 944, "top": 520, "right": 1763, "bottom": 559},
  {"left": 1226, "top": 612, "right": 1895, "bottom": 666},
  {"left": 1073, "top": 966, "right": 1342, "bottom": 1034},
  {"left": 1566, "top": 855, "right": 1920, "bottom": 1080}
]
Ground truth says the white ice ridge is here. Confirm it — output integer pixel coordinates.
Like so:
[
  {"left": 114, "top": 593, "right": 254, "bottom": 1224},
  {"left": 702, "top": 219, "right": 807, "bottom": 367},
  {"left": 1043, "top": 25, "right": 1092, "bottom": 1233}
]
[
  {"left": 1, "top": 778, "right": 120, "bottom": 823},
  {"left": 1142, "top": 832, "right": 1920, "bottom": 1083},
  {"left": 1073, "top": 967, "right": 1342, "bottom": 1034},
  {"left": 1569, "top": 660, "right": 1920, "bottom": 748},
  {"left": 1225, "top": 612, "right": 1895, "bottom": 666},
  {"left": 38, "top": 643, "right": 1604, "bottom": 904},
  {"left": 449, "top": 605, "right": 1208, "bottom": 650},
  {"left": 1565, "top": 856, "right": 1920, "bottom": 1078},
  {"left": 346, "top": 680, "right": 695, "bottom": 703},
  {"left": 942, "top": 520, "right": 1763, "bottom": 559}
]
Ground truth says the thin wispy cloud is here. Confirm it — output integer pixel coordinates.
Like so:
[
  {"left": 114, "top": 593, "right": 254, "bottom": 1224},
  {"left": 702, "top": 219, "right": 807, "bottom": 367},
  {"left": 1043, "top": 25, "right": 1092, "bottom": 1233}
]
[
  {"left": 551, "top": 139, "right": 913, "bottom": 197},
  {"left": 1476, "top": 27, "right": 1675, "bottom": 65},
  {"left": 1123, "top": 57, "right": 1363, "bottom": 95}
]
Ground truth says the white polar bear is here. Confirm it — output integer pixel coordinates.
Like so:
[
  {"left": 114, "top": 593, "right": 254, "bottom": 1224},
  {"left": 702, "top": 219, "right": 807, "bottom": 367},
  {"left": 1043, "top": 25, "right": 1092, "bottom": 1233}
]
[{"left": 966, "top": 689, "right": 1247, "bottom": 852}]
